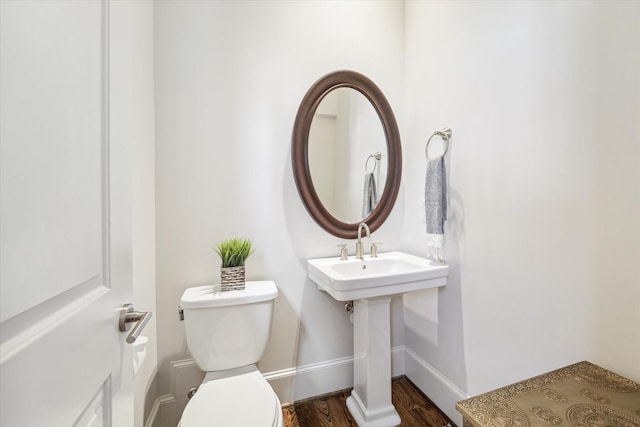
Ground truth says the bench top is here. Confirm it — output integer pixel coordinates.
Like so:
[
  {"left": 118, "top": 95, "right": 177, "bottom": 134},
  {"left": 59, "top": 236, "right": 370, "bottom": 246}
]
[{"left": 456, "top": 361, "right": 640, "bottom": 427}]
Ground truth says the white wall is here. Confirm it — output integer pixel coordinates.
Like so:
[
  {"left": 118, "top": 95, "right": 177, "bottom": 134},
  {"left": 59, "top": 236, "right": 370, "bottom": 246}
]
[
  {"left": 403, "top": 0, "right": 640, "bottom": 418},
  {"left": 153, "top": 1, "right": 405, "bottom": 421}
]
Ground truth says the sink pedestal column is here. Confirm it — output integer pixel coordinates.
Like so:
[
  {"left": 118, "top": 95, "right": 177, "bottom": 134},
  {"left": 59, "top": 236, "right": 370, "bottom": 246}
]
[{"left": 346, "top": 296, "right": 401, "bottom": 427}]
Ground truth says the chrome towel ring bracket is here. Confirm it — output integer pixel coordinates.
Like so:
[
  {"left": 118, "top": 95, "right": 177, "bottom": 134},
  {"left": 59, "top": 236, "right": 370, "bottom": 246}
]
[
  {"left": 425, "top": 128, "right": 452, "bottom": 160},
  {"left": 365, "top": 151, "right": 382, "bottom": 173}
]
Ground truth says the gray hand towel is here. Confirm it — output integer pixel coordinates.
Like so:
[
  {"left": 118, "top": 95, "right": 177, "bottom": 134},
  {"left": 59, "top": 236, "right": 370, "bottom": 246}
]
[
  {"left": 425, "top": 157, "right": 447, "bottom": 261},
  {"left": 362, "top": 172, "right": 378, "bottom": 218},
  {"left": 425, "top": 157, "right": 447, "bottom": 234}
]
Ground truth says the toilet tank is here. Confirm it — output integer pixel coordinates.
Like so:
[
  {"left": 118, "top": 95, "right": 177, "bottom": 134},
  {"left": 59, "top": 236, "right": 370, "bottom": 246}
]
[{"left": 180, "top": 281, "right": 278, "bottom": 372}]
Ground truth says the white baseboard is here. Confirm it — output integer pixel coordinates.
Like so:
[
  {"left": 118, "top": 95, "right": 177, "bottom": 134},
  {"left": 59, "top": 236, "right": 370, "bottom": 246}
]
[
  {"left": 264, "top": 345, "right": 405, "bottom": 404},
  {"left": 148, "top": 347, "right": 466, "bottom": 426},
  {"left": 145, "top": 359, "right": 203, "bottom": 427},
  {"left": 264, "top": 354, "right": 354, "bottom": 404},
  {"left": 145, "top": 394, "right": 174, "bottom": 427},
  {"left": 403, "top": 347, "right": 469, "bottom": 426},
  {"left": 143, "top": 395, "right": 161, "bottom": 427}
]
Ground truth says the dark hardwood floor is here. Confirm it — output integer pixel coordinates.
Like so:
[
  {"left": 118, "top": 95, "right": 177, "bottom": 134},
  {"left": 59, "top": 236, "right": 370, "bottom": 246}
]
[{"left": 282, "top": 376, "right": 454, "bottom": 427}]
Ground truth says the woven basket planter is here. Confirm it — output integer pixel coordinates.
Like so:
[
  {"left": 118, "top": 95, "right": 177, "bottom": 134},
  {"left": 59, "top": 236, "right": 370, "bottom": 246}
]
[{"left": 220, "top": 266, "right": 245, "bottom": 291}]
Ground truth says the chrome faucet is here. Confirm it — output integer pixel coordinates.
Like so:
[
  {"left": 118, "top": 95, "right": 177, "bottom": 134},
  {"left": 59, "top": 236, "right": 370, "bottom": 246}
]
[{"left": 355, "top": 222, "right": 371, "bottom": 259}]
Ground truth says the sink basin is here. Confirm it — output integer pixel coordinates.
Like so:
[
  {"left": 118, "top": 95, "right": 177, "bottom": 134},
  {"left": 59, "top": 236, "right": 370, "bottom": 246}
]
[{"left": 308, "top": 251, "right": 448, "bottom": 301}]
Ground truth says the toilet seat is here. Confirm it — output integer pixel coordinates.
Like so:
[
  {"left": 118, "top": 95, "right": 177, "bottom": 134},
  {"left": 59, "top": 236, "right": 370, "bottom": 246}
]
[{"left": 179, "top": 369, "right": 283, "bottom": 427}]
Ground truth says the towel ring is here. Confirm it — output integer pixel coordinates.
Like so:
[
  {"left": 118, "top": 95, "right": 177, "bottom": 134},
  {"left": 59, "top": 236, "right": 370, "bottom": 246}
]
[
  {"left": 365, "top": 152, "right": 382, "bottom": 173},
  {"left": 425, "top": 128, "right": 452, "bottom": 160}
]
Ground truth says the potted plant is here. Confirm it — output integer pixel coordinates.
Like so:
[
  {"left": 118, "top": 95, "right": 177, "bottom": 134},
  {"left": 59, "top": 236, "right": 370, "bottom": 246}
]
[{"left": 214, "top": 238, "right": 253, "bottom": 291}]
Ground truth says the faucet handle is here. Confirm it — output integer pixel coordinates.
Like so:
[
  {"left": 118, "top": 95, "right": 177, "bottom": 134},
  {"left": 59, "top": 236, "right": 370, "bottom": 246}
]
[
  {"left": 370, "top": 242, "right": 382, "bottom": 258},
  {"left": 337, "top": 244, "right": 348, "bottom": 260}
]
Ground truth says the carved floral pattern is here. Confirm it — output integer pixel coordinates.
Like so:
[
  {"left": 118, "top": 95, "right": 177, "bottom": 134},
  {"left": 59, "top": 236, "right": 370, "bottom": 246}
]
[
  {"left": 532, "top": 407, "right": 562, "bottom": 425},
  {"left": 573, "top": 365, "right": 639, "bottom": 393},
  {"left": 566, "top": 404, "right": 640, "bottom": 427},
  {"left": 484, "top": 401, "right": 530, "bottom": 427},
  {"left": 541, "top": 388, "right": 569, "bottom": 404},
  {"left": 579, "top": 389, "right": 610, "bottom": 405}
]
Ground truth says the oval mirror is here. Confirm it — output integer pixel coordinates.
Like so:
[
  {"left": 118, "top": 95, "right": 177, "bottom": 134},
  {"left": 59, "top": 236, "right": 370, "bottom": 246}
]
[
  {"left": 309, "top": 88, "right": 388, "bottom": 224},
  {"left": 292, "top": 70, "right": 402, "bottom": 239}
]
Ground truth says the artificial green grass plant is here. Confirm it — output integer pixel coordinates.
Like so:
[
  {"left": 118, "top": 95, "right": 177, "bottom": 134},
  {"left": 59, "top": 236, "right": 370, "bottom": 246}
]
[{"left": 215, "top": 238, "right": 253, "bottom": 268}]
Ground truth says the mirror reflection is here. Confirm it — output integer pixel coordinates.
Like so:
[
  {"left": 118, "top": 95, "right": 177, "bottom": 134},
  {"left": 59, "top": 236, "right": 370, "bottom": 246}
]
[{"left": 308, "top": 88, "right": 387, "bottom": 224}]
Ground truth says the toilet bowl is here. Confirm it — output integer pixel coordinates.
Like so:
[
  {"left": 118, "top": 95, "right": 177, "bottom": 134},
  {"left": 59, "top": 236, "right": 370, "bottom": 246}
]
[
  {"left": 179, "top": 366, "right": 283, "bottom": 427},
  {"left": 178, "top": 281, "right": 283, "bottom": 427}
]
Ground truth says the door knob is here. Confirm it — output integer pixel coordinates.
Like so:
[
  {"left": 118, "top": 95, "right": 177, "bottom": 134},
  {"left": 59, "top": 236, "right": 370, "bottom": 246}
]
[{"left": 119, "top": 303, "right": 152, "bottom": 344}]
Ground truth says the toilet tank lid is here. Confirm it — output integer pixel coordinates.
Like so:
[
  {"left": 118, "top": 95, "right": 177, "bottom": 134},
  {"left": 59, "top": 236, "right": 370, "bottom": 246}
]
[{"left": 180, "top": 281, "right": 278, "bottom": 309}]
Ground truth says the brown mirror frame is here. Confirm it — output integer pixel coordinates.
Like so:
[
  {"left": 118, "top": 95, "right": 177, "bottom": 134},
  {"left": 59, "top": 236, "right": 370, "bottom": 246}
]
[{"left": 292, "top": 70, "right": 402, "bottom": 239}]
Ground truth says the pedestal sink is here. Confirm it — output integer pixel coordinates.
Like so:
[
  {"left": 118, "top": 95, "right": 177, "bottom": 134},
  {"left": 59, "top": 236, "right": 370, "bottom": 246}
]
[{"left": 308, "top": 251, "right": 449, "bottom": 427}]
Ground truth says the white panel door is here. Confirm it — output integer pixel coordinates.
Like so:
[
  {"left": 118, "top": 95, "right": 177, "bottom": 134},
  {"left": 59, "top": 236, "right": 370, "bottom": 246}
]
[{"left": 1, "top": 1, "right": 136, "bottom": 425}]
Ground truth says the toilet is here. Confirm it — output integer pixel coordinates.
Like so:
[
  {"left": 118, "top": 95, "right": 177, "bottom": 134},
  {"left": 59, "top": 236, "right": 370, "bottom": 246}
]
[{"left": 178, "top": 281, "right": 283, "bottom": 427}]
